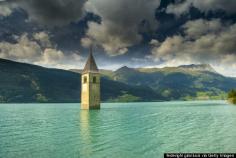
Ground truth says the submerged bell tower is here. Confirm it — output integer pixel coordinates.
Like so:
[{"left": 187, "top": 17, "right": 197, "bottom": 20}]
[{"left": 81, "top": 48, "right": 100, "bottom": 110}]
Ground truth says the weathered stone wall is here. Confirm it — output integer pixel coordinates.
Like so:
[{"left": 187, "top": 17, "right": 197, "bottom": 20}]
[{"left": 81, "top": 73, "right": 100, "bottom": 109}]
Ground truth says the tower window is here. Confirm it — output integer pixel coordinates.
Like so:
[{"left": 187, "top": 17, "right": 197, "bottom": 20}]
[
  {"left": 93, "top": 76, "right": 96, "bottom": 83},
  {"left": 83, "top": 76, "right": 87, "bottom": 83}
]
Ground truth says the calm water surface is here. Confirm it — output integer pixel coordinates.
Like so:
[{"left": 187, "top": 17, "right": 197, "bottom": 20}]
[{"left": 0, "top": 101, "right": 236, "bottom": 158}]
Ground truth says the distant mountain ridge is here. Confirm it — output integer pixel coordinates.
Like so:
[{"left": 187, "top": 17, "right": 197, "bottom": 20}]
[
  {"left": 72, "top": 63, "right": 236, "bottom": 100},
  {"left": 1, "top": 58, "right": 236, "bottom": 103},
  {"left": 177, "top": 64, "right": 217, "bottom": 73},
  {"left": 0, "top": 58, "right": 160, "bottom": 103}
]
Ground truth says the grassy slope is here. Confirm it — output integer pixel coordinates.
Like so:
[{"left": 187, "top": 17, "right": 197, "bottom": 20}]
[
  {"left": 0, "top": 59, "right": 159, "bottom": 103},
  {"left": 102, "top": 66, "right": 236, "bottom": 100}
]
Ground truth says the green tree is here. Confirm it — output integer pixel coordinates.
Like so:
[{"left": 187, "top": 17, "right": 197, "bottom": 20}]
[{"left": 228, "top": 89, "right": 236, "bottom": 104}]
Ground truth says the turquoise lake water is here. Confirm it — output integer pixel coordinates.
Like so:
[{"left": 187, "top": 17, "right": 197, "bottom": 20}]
[{"left": 0, "top": 101, "right": 236, "bottom": 158}]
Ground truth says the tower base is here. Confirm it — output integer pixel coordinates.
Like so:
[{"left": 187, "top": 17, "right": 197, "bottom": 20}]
[{"left": 81, "top": 104, "right": 100, "bottom": 110}]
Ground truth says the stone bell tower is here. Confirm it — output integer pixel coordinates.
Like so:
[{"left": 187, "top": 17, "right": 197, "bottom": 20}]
[{"left": 81, "top": 48, "right": 100, "bottom": 110}]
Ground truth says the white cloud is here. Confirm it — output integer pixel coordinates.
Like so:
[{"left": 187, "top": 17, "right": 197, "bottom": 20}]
[
  {"left": 0, "top": 34, "right": 42, "bottom": 62},
  {"left": 183, "top": 19, "right": 222, "bottom": 39},
  {"left": 33, "top": 32, "right": 52, "bottom": 48},
  {"left": 166, "top": 0, "right": 236, "bottom": 16},
  {"left": 0, "top": 33, "right": 84, "bottom": 69},
  {"left": 166, "top": 1, "right": 190, "bottom": 16},
  {"left": 39, "top": 48, "right": 64, "bottom": 65},
  {"left": 0, "top": 5, "right": 12, "bottom": 16},
  {"left": 149, "top": 39, "right": 160, "bottom": 46},
  {"left": 36, "top": 48, "right": 83, "bottom": 69},
  {"left": 150, "top": 19, "right": 236, "bottom": 77},
  {"left": 81, "top": 37, "right": 93, "bottom": 48},
  {"left": 85, "top": 21, "right": 138, "bottom": 55}
]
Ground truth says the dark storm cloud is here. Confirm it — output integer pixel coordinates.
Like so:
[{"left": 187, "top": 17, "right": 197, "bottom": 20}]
[
  {"left": 0, "top": 9, "right": 38, "bottom": 43},
  {"left": 83, "top": 0, "right": 161, "bottom": 55},
  {"left": 1, "top": 0, "right": 236, "bottom": 76},
  {"left": 1, "top": 0, "right": 87, "bottom": 26}
]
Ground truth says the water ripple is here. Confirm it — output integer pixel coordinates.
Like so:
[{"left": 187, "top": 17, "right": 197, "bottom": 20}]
[{"left": 0, "top": 101, "right": 236, "bottom": 158}]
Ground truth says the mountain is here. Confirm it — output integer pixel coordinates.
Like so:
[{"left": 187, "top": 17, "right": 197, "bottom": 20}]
[
  {"left": 72, "top": 64, "right": 236, "bottom": 100},
  {"left": 1, "top": 58, "right": 236, "bottom": 103},
  {"left": 0, "top": 58, "right": 160, "bottom": 103},
  {"left": 178, "top": 64, "right": 217, "bottom": 73},
  {"left": 109, "top": 65, "right": 236, "bottom": 100}
]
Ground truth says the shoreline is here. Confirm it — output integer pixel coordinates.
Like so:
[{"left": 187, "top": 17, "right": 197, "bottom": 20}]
[{"left": 228, "top": 98, "right": 236, "bottom": 105}]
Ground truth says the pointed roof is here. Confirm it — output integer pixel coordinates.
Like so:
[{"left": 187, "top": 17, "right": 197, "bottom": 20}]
[{"left": 83, "top": 47, "right": 99, "bottom": 73}]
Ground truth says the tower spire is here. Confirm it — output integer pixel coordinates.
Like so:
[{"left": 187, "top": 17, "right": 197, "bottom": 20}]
[
  {"left": 90, "top": 45, "right": 93, "bottom": 55},
  {"left": 83, "top": 46, "right": 99, "bottom": 73}
]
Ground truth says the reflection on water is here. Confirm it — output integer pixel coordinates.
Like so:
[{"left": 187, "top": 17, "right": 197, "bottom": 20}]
[
  {"left": 79, "top": 110, "right": 91, "bottom": 156},
  {"left": 80, "top": 110, "right": 90, "bottom": 140},
  {"left": 79, "top": 110, "right": 102, "bottom": 157}
]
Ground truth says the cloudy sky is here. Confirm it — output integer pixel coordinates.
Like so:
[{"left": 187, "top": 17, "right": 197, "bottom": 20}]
[{"left": 0, "top": 0, "right": 236, "bottom": 76}]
